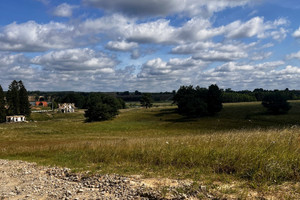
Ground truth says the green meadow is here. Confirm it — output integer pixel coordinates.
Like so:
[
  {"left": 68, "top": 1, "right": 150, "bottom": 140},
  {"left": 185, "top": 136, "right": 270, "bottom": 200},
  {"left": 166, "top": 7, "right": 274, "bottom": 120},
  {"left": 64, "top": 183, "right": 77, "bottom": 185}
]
[{"left": 1, "top": 101, "right": 300, "bottom": 186}]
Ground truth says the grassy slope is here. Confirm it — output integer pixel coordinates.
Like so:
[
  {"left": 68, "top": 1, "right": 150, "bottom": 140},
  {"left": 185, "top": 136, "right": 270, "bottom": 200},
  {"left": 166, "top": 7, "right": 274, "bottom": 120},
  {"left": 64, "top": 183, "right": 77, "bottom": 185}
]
[{"left": 0, "top": 101, "right": 300, "bottom": 185}]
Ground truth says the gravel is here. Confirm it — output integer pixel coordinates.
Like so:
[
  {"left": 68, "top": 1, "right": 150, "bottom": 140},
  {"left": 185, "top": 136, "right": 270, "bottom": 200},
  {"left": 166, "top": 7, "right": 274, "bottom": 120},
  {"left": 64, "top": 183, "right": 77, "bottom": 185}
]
[{"left": 0, "top": 159, "right": 210, "bottom": 200}]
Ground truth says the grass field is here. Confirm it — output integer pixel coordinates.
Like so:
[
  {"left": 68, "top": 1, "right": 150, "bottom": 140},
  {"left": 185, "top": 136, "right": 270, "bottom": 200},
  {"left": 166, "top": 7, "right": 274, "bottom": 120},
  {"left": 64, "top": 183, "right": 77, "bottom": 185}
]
[{"left": 1, "top": 101, "right": 300, "bottom": 189}]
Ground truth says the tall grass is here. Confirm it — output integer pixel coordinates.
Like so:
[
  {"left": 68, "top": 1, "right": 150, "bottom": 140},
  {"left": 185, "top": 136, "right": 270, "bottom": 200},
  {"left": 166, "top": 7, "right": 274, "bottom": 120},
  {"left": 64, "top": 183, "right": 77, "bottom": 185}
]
[{"left": 1, "top": 101, "right": 300, "bottom": 184}]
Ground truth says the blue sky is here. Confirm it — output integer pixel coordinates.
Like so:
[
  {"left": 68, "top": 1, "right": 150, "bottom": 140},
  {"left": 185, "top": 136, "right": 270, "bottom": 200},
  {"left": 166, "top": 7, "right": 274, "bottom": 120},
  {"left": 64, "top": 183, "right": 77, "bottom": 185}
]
[{"left": 0, "top": 0, "right": 300, "bottom": 92}]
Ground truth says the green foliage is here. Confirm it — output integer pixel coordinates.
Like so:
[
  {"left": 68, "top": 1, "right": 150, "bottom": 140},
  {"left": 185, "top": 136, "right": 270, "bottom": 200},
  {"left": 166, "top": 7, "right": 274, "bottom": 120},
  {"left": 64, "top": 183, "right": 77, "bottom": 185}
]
[
  {"left": 262, "top": 92, "right": 291, "bottom": 114},
  {"left": 58, "top": 93, "right": 87, "bottom": 108},
  {"left": 6, "top": 80, "right": 20, "bottom": 115},
  {"left": 207, "top": 84, "right": 223, "bottom": 115},
  {"left": 84, "top": 93, "right": 120, "bottom": 122},
  {"left": 140, "top": 93, "right": 153, "bottom": 108},
  {"left": 222, "top": 92, "right": 256, "bottom": 103},
  {"left": 18, "top": 81, "right": 31, "bottom": 116},
  {"left": 6, "top": 80, "right": 31, "bottom": 116},
  {"left": 117, "top": 98, "right": 126, "bottom": 109},
  {"left": 48, "top": 101, "right": 58, "bottom": 109},
  {"left": 173, "top": 84, "right": 223, "bottom": 117},
  {"left": 0, "top": 85, "right": 6, "bottom": 123}
]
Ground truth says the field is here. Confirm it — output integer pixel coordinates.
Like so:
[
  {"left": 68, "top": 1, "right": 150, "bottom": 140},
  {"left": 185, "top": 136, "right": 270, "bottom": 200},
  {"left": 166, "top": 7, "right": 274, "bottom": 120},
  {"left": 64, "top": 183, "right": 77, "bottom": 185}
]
[{"left": 1, "top": 101, "right": 300, "bottom": 197}]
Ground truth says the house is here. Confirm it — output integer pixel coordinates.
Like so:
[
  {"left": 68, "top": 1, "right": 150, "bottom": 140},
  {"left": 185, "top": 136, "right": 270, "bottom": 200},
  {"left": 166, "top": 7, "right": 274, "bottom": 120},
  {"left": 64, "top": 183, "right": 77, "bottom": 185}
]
[
  {"left": 6, "top": 115, "right": 26, "bottom": 123},
  {"left": 58, "top": 103, "right": 75, "bottom": 113}
]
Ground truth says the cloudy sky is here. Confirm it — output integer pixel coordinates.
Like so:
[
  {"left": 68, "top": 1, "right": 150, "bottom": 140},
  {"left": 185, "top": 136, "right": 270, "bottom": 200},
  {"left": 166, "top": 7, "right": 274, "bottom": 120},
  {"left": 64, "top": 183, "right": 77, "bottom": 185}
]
[{"left": 0, "top": 0, "right": 300, "bottom": 92}]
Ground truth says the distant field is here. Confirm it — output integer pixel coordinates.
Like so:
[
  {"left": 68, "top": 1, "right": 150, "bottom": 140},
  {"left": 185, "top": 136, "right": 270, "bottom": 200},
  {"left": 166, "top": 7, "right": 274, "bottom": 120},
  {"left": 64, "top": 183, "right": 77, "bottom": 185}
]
[{"left": 1, "top": 101, "right": 300, "bottom": 188}]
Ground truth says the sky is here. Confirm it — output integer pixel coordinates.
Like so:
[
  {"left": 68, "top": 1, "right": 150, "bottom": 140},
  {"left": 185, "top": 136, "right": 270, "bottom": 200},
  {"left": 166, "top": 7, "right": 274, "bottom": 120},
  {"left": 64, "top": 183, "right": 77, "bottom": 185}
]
[{"left": 0, "top": 0, "right": 300, "bottom": 92}]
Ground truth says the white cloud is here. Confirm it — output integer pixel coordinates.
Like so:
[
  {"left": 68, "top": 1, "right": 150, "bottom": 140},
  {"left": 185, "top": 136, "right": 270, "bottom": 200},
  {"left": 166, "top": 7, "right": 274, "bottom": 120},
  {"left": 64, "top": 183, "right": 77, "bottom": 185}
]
[
  {"left": 0, "top": 14, "right": 288, "bottom": 53},
  {"left": 138, "top": 57, "right": 203, "bottom": 78},
  {"left": 31, "top": 48, "right": 118, "bottom": 72},
  {"left": 292, "top": 27, "right": 300, "bottom": 38},
  {"left": 251, "top": 51, "right": 272, "bottom": 61},
  {"left": 0, "top": 53, "right": 37, "bottom": 89},
  {"left": 0, "top": 53, "right": 27, "bottom": 66},
  {"left": 193, "top": 50, "right": 248, "bottom": 62},
  {"left": 214, "top": 62, "right": 254, "bottom": 72},
  {"left": 198, "top": 61, "right": 292, "bottom": 90},
  {"left": 225, "top": 17, "right": 288, "bottom": 40},
  {"left": 0, "top": 21, "right": 76, "bottom": 51},
  {"left": 124, "top": 19, "right": 177, "bottom": 44},
  {"left": 106, "top": 40, "right": 138, "bottom": 51},
  {"left": 286, "top": 51, "right": 300, "bottom": 60},
  {"left": 254, "top": 61, "right": 284, "bottom": 70},
  {"left": 138, "top": 58, "right": 171, "bottom": 77},
  {"left": 172, "top": 41, "right": 256, "bottom": 61},
  {"left": 0, "top": 50, "right": 297, "bottom": 92},
  {"left": 53, "top": 3, "right": 77, "bottom": 17},
  {"left": 274, "top": 65, "right": 300, "bottom": 75}
]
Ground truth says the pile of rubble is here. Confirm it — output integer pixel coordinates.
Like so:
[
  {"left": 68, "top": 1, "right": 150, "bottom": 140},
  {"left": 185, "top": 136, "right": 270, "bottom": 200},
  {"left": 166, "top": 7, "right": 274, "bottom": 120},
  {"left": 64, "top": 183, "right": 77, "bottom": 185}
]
[{"left": 0, "top": 159, "right": 210, "bottom": 199}]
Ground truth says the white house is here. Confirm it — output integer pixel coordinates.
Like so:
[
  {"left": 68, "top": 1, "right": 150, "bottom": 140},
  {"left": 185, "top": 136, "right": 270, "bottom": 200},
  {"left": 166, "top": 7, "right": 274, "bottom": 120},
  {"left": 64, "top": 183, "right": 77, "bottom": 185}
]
[{"left": 6, "top": 115, "right": 26, "bottom": 123}]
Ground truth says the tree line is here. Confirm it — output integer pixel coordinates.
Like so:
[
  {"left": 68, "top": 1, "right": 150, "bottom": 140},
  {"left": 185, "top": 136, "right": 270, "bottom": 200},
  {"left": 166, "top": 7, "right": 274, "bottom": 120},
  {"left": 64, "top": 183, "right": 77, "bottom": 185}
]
[
  {"left": 222, "top": 88, "right": 300, "bottom": 103},
  {"left": 28, "top": 88, "right": 300, "bottom": 105},
  {"left": 0, "top": 80, "right": 31, "bottom": 123},
  {"left": 1, "top": 81, "right": 295, "bottom": 123},
  {"left": 173, "top": 85, "right": 292, "bottom": 117}
]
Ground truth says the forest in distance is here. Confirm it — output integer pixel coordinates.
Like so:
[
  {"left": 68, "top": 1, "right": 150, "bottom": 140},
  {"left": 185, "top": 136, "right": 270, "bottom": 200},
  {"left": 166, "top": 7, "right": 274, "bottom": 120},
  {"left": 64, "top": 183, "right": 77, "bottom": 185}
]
[{"left": 26, "top": 87, "right": 300, "bottom": 107}]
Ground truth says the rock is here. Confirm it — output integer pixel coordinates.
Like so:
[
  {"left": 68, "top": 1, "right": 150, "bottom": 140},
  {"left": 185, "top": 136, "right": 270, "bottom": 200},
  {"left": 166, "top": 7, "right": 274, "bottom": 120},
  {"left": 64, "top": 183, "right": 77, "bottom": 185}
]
[
  {"left": 77, "top": 189, "right": 84, "bottom": 193},
  {"left": 200, "top": 185, "right": 207, "bottom": 192}
]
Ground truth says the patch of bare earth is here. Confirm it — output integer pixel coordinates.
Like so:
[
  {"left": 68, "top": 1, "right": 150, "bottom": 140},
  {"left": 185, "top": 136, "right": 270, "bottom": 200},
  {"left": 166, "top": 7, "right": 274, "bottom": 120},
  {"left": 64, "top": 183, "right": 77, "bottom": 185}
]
[{"left": 1, "top": 159, "right": 299, "bottom": 199}]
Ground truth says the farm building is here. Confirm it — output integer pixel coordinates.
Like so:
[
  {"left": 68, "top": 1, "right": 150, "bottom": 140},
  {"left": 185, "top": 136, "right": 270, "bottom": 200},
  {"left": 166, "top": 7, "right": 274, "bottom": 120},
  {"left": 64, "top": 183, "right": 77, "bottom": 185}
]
[{"left": 6, "top": 115, "right": 26, "bottom": 123}]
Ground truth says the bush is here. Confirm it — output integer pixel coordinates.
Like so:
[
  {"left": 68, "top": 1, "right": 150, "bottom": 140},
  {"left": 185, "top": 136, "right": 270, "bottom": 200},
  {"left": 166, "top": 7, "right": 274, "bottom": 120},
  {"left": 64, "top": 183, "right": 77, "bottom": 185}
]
[
  {"left": 262, "top": 92, "right": 291, "bottom": 114},
  {"left": 84, "top": 94, "right": 120, "bottom": 122}
]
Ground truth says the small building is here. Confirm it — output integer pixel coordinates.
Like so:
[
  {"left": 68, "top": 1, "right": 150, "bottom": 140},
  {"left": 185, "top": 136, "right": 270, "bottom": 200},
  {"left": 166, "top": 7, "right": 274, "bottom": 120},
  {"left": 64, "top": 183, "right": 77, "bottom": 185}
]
[
  {"left": 58, "top": 103, "right": 75, "bottom": 113},
  {"left": 6, "top": 115, "right": 26, "bottom": 123}
]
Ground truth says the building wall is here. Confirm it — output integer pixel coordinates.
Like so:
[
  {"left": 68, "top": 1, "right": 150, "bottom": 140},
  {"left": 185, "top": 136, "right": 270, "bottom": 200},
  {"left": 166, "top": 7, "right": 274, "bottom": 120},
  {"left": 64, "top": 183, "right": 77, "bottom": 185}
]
[{"left": 6, "top": 116, "right": 26, "bottom": 123}]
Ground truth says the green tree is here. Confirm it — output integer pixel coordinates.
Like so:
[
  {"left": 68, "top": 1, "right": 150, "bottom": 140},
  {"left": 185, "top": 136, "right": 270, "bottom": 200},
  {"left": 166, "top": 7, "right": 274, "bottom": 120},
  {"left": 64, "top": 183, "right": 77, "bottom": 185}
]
[
  {"left": 173, "top": 84, "right": 223, "bottom": 117},
  {"left": 6, "top": 80, "right": 20, "bottom": 115},
  {"left": 140, "top": 93, "right": 153, "bottom": 108},
  {"left": 262, "top": 92, "right": 291, "bottom": 114},
  {"left": 207, "top": 84, "right": 223, "bottom": 115},
  {"left": 18, "top": 81, "right": 31, "bottom": 116},
  {"left": 173, "top": 85, "right": 206, "bottom": 116},
  {"left": 84, "top": 93, "right": 120, "bottom": 122},
  {"left": 0, "top": 85, "right": 6, "bottom": 123},
  {"left": 6, "top": 80, "right": 31, "bottom": 116}
]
